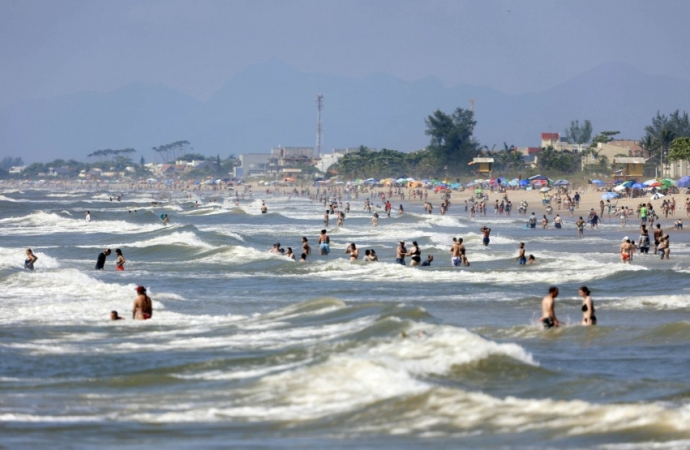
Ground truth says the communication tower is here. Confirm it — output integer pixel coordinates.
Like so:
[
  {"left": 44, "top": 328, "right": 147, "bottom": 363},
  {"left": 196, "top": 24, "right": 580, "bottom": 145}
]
[{"left": 316, "top": 94, "right": 324, "bottom": 158}]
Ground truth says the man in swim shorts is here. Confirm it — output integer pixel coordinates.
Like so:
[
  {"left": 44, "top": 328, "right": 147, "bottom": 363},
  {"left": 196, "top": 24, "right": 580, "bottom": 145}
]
[
  {"left": 517, "top": 242, "right": 527, "bottom": 265},
  {"left": 318, "top": 229, "right": 330, "bottom": 255},
  {"left": 450, "top": 238, "right": 462, "bottom": 266},
  {"left": 396, "top": 241, "right": 407, "bottom": 265},
  {"left": 540, "top": 286, "right": 560, "bottom": 329},
  {"left": 528, "top": 213, "right": 537, "bottom": 229},
  {"left": 480, "top": 226, "right": 491, "bottom": 246}
]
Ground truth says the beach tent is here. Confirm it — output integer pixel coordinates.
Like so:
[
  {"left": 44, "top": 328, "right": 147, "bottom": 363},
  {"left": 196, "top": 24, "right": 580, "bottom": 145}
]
[
  {"left": 529, "top": 174, "right": 548, "bottom": 181},
  {"left": 601, "top": 192, "right": 620, "bottom": 200},
  {"left": 519, "top": 179, "right": 530, "bottom": 187}
]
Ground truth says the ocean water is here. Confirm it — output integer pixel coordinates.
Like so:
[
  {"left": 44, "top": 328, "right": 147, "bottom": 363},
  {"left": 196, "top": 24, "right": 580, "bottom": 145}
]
[{"left": 1, "top": 188, "right": 690, "bottom": 449}]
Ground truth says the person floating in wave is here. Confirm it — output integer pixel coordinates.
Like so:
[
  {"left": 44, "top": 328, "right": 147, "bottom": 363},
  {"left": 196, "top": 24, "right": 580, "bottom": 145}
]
[
  {"left": 110, "top": 311, "right": 124, "bottom": 321},
  {"left": 24, "top": 248, "right": 38, "bottom": 270},
  {"left": 540, "top": 286, "right": 560, "bottom": 329},
  {"left": 95, "top": 248, "right": 111, "bottom": 270},
  {"left": 528, "top": 254, "right": 536, "bottom": 264},
  {"left": 132, "top": 286, "right": 153, "bottom": 320},
  {"left": 421, "top": 254, "right": 434, "bottom": 266},
  {"left": 115, "top": 248, "right": 125, "bottom": 271}
]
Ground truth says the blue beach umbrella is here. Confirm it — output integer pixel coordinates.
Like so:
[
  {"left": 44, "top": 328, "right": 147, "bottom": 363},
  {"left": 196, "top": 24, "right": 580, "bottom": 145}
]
[
  {"left": 601, "top": 192, "right": 620, "bottom": 200},
  {"left": 553, "top": 179, "right": 570, "bottom": 186},
  {"left": 519, "top": 179, "right": 530, "bottom": 187},
  {"left": 591, "top": 179, "right": 605, "bottom": 186},
  {"left": 677, "top": 176, "right": 690, "bottom": 187},
  {"left": 622, "top": 180, "right": 635, "bottom": 188},
  {"left": 632, "top": 183, "right": 646, "bottom": 189}
]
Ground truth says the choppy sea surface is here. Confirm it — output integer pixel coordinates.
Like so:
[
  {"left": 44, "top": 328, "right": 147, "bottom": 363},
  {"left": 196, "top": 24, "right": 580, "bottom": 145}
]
[{"left": 1, "top": 188, "right": 690, "bottom": 449}]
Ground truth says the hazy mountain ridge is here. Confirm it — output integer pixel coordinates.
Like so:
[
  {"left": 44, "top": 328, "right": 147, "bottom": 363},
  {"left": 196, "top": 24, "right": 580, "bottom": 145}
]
[{"left": 2, "top": 60, "right": 689, "bottom": 162}]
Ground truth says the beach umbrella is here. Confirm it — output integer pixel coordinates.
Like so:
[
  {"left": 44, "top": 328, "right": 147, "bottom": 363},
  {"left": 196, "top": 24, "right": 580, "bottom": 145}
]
[
  {"left": 519, "top": 179, "right": 530, "bottom": 186},
  {"left": 662, "top": 179, "right": 676, "bottom": 187},
  {"left": 622, "top": 180, "right": 635, "bottom": 188},
  {"left": 591, "top": 179, "right": 605, "bottom": 186},
  {"left": 651, "top": 192, "right": 665, "bottom": 200},
  {"left": 465, "top": 182, "right": 476, "bottom": 187},
  {"left": 553, "top": 179, "right": 570, "bottom": 186},
  {"left": 648, "top": 181, "right": 663, "bottom": 187},
  {"left": 474, "top": 188, "right": 484, "bottom": 194},
  {"left": 632, "top": 183, "right": 646, "bottom": 189},
  {"left": 529, "top": 174, "right": 548, "bottom": 181},
  {"left": 677, "top": 176, "right": 690, "bottom": 187},
  {"left": 612, "top": 184, "right": 627, "bottom": 192},
  {"left": 643, "top": 179, "right": 657, "bottom": 186},
  {"left": 539, "top": 187, "right": 550, "bottom": 193},
  {"left": 601, "top": 192, "right": 620, "bottom": 200}
]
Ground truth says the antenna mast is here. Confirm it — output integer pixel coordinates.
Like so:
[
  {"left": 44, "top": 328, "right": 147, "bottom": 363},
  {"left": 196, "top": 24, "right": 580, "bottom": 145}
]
[{"left": 316, "top": 94, "right": 324, "bottom": 158}]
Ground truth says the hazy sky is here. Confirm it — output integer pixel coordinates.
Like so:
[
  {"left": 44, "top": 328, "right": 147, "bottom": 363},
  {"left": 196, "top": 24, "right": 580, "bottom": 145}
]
[{"left": 1, "top": 0, "right": 690, "bottom": 109}]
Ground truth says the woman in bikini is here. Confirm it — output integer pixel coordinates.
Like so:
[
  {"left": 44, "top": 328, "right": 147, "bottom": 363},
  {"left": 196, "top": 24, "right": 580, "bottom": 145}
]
[{"left": 579, "top": 286, "right": 596, "bottom": 326}]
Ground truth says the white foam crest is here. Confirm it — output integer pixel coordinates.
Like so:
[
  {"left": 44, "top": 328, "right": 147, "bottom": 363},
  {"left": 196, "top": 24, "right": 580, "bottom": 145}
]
[
  {"left": 0, "top": 211, "right": 166, "bottom": 235},
  {"left": 0, "top": 247, "right": 60, "bottom": 270},
  {"left": 195, "top": 245, "right": 284, "bottom": 265},
  {"left": 195, "top": 225, "right": 245, "bottom": 241},
  {"left": 370, "top": 388, "right": 690, "bottom": 437},
  {"left": 0, "top": 194, "right": 17, "bottom": 202},
  {"left": 415, "top": 213, "right": 468, "bottom": 228},
  {"left": 607, "top": 294, "right": 690, "bottom": 310},
  {"left": 173, "top": 361, "right": 309, "bottom": 381},
  {"left": 103, "top": 231, "right": 214, "bottom": 249}
]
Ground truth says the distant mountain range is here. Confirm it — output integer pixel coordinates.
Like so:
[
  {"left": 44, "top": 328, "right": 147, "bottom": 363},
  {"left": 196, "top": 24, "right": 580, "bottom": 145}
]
[{"left": 2, "top": 60, "right": 690, "bottom": 163}]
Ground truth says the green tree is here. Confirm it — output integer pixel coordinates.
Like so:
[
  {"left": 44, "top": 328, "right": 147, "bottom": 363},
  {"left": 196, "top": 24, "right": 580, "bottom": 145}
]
[
  {"left": 0, "top": 156, "right": 24, "bottom": 170},
  {"left": 564, "top": 119, "right": 593, "bottom": 144},
  {"left": 424, "top": 108, "right": 480, "bottom": 175},
  {"left": 668, "top": 137, "right": 690, "bottom": 164},
  {"left": 538, "top": 146, "right": 580, "bottom": 174},
  {"left": 152, "top": 141, "right": 193, "bottom": 163},
  {"left": 643, "top": 110, "right": 690, "bottom": 169},
  {"left": 177, "top": 153, "right": 206, "bottom": 162}
]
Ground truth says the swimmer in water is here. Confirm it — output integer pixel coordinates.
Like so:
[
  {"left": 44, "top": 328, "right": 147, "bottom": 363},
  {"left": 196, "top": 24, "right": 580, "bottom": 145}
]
[
  {"left": 162, "top": 214, "right": 170, "bottom": 225},
  {"left": 396, "top": 241, "right": 407, "bottom": 265},
  {"left": 528, "top": 254, "right": 536, "bottom": 264},
  {"left": 540, "top": 286, "right": 560, "bottom": 329},
  {"left": 261, "top": 201, "right": 267, "bottom": 214},
  {"left": 95, "top": 248, "right": 111, "bottom": 270},
  {"left": 85, "top": 210, "right": 91, "bottom": 221},
  {"left": 110, "top": 311, "right": 124, "bottom": 321},
  {"left": 299, "top": 252, "right": 307, "bottom": 263},
  {"left": 24, "top": 248, "right": 38, "bottom": 270},
  {"left": 579, "top": 285, "right": 596, "bottom": 326},
  {"left": 301, "top": 237, "right": 311, "bottom": 255},
  {"left": 409, "top": 241, "right": 422, "bottom": 267},
  {"left": 421, "top": 254, "right": 434, "bottom": 266},
  {"left": 285, "top": 247, "right": 295, "bottom": 260},
  {"left": 346, "top": 243, "right": 359, "bottom": 261},
  {"left": 115, "top": 248, "right": 125, "bottom": 271},
  {"left": 132, "top": 286, "right": 153, "bottom": 320}
]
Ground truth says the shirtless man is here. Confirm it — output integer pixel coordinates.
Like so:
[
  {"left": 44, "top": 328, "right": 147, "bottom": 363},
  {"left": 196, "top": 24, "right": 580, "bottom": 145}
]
[
  {"left": 261, "top": 201, "right": 268, "bottom": 214},
  {"left": 450, "top": 238, "right": 462, "bottom": 267},
  {"left": 132, "top": 286, "right": 153, "bottom": 320},
  {"left": 620, "top": 237, "right": 634, "bottom": 264},
  {"left": 396, "top": 241, "right": 408, "bottom": 265},
  {"left": 540, "top": 287, "right": 560, "bottom": 329},
  {"left": 458, "top": 238, "right": 469, "bottom": 266},
  {"left": 517, "top": 242, "right": 527, "bottom": 265},
  {"left": 318, "top": 229, "right": 330, "bottom": 255},
  {"left": 480, "top": 226, "right": 491, "bottom": 246},
  {"left": 323, "top": 210, "right": 330, "bottom": 227}
]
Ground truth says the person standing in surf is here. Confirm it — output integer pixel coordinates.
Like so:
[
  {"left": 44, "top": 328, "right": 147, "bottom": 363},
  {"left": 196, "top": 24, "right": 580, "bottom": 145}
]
[
  {"left": 132, "top": 286, "right": 153, "bottom": 320},
  {"left": 480, "top": 226, "right": 491, "bottom": 246},
  {"left": 95, "top": 248, "right": 111, "bottom": 270},
  {"left": 24, "top": 248, "right": 38, "bottom": 270},
  {"left": 579, "top": 286, "right": 596, "bottom": 326},
  {"left": 115, "top": 249, "right": 126, "bottom": 271},
  {"left": 318, "top": 229, "right": 330, "bottom": 255},
  {"left": 540, "top": 286, "right": 560, "bottom": 329},
  {"left": 517, "top": 242, "right": 527, "bottom": 265}
]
